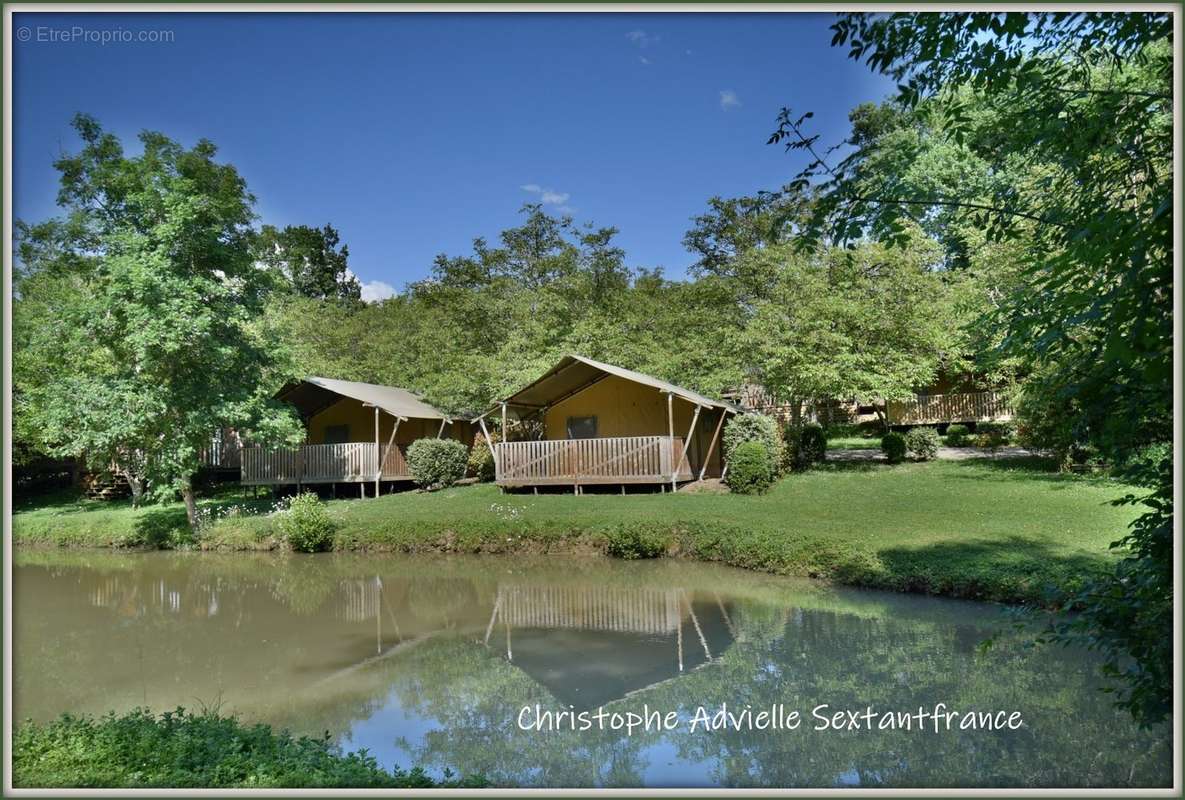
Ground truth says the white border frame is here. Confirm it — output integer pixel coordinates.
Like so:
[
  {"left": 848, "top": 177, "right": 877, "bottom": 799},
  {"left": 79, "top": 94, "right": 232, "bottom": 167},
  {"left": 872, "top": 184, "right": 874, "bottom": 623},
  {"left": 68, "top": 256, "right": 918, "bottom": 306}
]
[{"left": 2, "top": 3, "right": 1180, "bottom": 797}]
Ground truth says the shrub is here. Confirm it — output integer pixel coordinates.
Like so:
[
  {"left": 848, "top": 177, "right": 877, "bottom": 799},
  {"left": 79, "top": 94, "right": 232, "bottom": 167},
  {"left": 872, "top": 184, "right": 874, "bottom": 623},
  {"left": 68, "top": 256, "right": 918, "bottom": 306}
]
[
  {"left": 1115, "top": 441, "right": 1171, "bottom": 487},
  {"left": 12, "top": 708, "right": 485, "bottom": 788},
  {"left": 723, "top": 414, "right": 783, "bottom": 476},
  {"left": 406, "top": 438, "right": 468, "bottom": 490},
  {"left": 944, "top": 424, "right": 971, "bottom": 447},
  {"left": 976, "top": 421, "right": 1015, "bottom": 454},
  {"left": 275, "top": 493, "right": 335, "bottom": 553},
  {"left": 467, "top": 432, "right": 498, "bottom": 483},
  {"left": 604, "top": 525, "right": 668, "bottom": 560},
  {"left": 726, "top": 441, "right": 776, "bottom": 494},
  {"left": 904, "top": 427, "right": 941, "bottom": 461},
  {"left": 881, "top": 432, "right": 907, "bottom": 464},
  {"left": 784, "top": 423, "right": 828, "bottom": 471}
]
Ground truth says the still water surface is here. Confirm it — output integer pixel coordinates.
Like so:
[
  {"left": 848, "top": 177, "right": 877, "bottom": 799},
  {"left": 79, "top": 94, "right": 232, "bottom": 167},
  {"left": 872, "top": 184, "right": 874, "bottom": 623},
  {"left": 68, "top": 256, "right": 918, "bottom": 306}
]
[{"left": 14, "top": 551, "right": 1171, "bottom": 788}]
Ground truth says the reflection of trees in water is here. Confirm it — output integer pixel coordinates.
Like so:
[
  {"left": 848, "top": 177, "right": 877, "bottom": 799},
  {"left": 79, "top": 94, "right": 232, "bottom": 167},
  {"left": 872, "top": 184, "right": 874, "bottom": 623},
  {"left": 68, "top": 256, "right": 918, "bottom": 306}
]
[{"left": 14, "top": 552, "right": 1173, "bottom": 788}]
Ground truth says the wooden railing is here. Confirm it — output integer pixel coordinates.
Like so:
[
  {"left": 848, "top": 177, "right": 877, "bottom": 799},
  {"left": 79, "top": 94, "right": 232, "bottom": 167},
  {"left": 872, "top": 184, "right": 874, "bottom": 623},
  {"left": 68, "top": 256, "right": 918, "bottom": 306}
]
[
  {"left": 241, "top": 443, "right": 411, "bottom": 486},
  {"left": 886, "top": 390, "right": 1015, "bottom": 425},
  {"left": 494, "top": 436, "right": 692, "bottom": 487}
]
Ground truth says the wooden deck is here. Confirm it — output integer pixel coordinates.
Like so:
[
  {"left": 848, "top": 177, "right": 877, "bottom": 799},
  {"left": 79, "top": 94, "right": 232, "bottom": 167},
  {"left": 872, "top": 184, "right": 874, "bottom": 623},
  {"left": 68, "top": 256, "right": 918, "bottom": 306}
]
[
  {"left": 886, "top": 390, "right": 1014, "bottom": 426},
  {"left": 241, "top": 443, "right": 410, "bottom": 486},
  {"left": 494, "top": 436, "right": 693, "bottom": 487}
]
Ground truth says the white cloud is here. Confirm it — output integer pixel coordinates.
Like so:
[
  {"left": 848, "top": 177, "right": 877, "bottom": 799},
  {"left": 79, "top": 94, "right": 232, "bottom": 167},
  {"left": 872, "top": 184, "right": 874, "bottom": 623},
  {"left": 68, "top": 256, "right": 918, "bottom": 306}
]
[
  {"left": 360, "top": 280, "right": 397, "bottom": 303},
  {"left": 625, "top": 29, "right": 658, "bottom": 47},
  {"left": 639, "top": 56, "right": 650, "bottom": 66},
  {"left": 521, "top": 183, "right": 573, "bottom": 210},
  {"left": 719, "top": 89, "right": 742, "bottom": 111}
]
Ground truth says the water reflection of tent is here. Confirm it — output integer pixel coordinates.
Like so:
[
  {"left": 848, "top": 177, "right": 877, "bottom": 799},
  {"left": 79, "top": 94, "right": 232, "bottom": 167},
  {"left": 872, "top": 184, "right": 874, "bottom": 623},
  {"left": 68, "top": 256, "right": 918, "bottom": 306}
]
[{"left": 485, "top": 584, "right": 737, "bottom": 709}]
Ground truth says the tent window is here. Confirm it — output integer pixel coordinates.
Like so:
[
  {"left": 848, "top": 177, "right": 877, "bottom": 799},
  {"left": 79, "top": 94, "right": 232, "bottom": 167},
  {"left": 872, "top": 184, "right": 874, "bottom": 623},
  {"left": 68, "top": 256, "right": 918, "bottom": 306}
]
[
  {"left": 324, "top": 424, "right": 350, "bottom": 444},
  {"left": 566, "top": 416, "right": 597, "bottom": 440}
]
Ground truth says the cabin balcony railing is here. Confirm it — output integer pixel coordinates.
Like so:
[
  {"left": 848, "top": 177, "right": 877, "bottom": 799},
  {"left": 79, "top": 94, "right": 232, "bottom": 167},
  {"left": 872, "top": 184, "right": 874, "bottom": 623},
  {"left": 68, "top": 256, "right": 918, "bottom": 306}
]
[
  {"left": 494, "top": 435, "right": 692, "bottom": 487},
  {"left": 886, "top": 390, "right": 1015, "bottom": 426},
  {"left": 241, "top": 443, "right": 410, "bottom": 486}
]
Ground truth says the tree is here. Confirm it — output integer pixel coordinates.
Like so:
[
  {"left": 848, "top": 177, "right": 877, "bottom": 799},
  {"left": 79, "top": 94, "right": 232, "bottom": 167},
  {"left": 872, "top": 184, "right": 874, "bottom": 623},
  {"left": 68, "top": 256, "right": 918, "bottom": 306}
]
[
  {"left": 15, "top": 115, "right": 303, "bottom": 526},
  {"left": 735, "top": 231, "right": 960, "bottom": 424},
  {"left": 255, "top": 223, "right": 361, "bottom": 302},
  {"left": 769, "top": 11, "right": 1172, "bottom": 724}
]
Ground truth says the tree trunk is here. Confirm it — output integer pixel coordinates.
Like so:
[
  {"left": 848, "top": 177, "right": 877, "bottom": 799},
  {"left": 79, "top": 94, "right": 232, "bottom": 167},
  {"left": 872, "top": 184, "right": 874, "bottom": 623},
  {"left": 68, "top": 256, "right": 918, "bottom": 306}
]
[{"left": 180, "top": 477, "right": 199, "bottom": 532}]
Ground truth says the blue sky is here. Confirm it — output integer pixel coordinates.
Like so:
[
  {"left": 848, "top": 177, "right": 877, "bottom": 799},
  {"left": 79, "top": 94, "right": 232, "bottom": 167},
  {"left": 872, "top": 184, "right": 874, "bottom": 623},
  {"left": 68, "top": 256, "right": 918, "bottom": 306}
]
[{"left": 13, "top": 12, "right": 894, "bottom": 299}]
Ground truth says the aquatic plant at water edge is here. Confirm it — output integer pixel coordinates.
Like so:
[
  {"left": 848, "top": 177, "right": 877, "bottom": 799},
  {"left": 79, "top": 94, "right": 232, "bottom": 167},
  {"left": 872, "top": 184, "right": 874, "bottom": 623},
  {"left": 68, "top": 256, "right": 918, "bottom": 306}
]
[
  {"left": 275, "top": 492, "right": 336, "bottom": 553},
  {"left": 12, "top": 707, "right": 485, "bottom": 788}
]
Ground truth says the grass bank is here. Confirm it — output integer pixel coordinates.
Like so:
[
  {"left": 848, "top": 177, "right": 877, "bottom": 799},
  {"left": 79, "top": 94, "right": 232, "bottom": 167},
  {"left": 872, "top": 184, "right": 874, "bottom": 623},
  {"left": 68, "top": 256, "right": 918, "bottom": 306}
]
[
  {"left": 13, "top": 708, "right": 485, "bottom": 788},
  {"left": 13, "top": 458, "right": 1140, "bottom": 606}
]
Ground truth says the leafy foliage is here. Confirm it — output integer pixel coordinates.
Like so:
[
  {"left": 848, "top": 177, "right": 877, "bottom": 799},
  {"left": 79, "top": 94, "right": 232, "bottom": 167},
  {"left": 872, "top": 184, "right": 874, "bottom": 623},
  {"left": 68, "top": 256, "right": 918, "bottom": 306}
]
[
  {"left": 406, "top": 438, "right": 468, "bottom": 491},
  {"left": 904, "top": 427, "right": 940, "bottom": 461},
  {"left": 943, "top": 424, "right": 971, "bottom": 447},
  {"left": 722, "top": 414, "right": 784, "bottom": 475},
  {"left": 12, "top": 708, "right": 482, "bottom": 788},
  {"left": 467, "top": 430, "right": 498, "bottom": 483},
  {"left": 725, "top": 441, "right": 776, "bottom": 495},
  {"left": 880, "top": 432, "right": 907, "bottom": 464},
  {"left": 276, "top": 493, "right": 336, "bottom": 553},
  {"left": 603, "top": 526, "right": 668, "bottom": 560},
  {"left": 13, "top": 115, "right": 303, "bottom": 525},
  {"left": 254, "top": 224, "right": 361, "bottom": 303},
  {"left": 768, "top": 11, "right": 1172, "bottom": 724},
  {"left": 784, "top": 423, "right": 827, "bottom": 471}
]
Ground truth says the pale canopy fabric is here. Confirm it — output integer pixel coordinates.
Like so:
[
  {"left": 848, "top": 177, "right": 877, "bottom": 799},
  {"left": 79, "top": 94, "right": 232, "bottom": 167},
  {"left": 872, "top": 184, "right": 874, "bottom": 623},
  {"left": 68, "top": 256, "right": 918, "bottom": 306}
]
[
  {"left": 277, "top": 377, "right": 451, "bottom": 421},
  {"left": 486, "top": 354, "right": 742, "bottom": 420}
]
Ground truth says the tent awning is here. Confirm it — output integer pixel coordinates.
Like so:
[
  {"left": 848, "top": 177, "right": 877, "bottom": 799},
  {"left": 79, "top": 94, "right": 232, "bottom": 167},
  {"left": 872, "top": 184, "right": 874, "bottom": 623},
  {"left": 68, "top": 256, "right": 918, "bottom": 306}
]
[
  {"left": 277, "top": 377, "right": 452, "bottom": 421},
  {"left": 477, "top": 355, "right": 743, "bottom": 421}
]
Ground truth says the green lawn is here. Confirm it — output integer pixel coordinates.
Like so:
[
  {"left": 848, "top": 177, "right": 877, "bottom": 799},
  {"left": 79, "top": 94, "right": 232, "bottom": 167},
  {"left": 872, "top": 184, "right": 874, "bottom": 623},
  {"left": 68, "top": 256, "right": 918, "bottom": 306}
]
[
  {"left": 13, "top": 458, "right": 1142, "bottom": 605},
  {"left": 826, "top": 435, "right": 882, "bottom": 450}
]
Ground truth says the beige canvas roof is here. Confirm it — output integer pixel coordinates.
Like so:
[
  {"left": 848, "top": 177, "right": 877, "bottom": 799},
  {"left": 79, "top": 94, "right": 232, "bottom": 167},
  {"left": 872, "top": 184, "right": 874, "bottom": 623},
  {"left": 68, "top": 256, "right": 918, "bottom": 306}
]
[
  {"left": 277, "top": 377, "right": 451, "bottom": 421},
  {"left": 486, "top": 355, "right": 742, "bottom": 419}
]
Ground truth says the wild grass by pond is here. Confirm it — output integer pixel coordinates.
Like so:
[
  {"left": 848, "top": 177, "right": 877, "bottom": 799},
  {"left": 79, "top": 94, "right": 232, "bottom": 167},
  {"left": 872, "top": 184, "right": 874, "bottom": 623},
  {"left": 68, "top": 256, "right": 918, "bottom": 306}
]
[
  {"left": 13, "top": 708, "right": 486, "bottom": 788},
  {"left": 12, "top": 457, "right": 1142, "bottom": 606}
]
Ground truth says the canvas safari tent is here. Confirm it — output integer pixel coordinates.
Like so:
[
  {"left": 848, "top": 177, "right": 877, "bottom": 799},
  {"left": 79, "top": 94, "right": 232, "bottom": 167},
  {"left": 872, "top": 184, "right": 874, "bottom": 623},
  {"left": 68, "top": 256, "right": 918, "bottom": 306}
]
[
  {"left": 475, "top": 355, "right": 741, "bottom": 491},
  {"left": 241, "top": 377, "right": 470, "bottom": 494}
]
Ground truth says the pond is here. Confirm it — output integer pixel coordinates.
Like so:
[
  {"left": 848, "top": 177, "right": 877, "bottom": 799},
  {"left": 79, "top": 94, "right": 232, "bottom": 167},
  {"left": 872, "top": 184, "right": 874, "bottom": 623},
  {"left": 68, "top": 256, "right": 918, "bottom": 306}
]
[{"left": 13, "top": 551, "right": 1171, "bottom": 788}]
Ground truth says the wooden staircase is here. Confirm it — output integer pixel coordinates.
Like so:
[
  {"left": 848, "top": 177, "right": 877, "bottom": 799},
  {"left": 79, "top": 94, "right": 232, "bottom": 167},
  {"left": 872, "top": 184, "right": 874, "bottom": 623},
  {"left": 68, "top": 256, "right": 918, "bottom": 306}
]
[{"left": 82, "top": 472, "right": 131, "bottom": 501}]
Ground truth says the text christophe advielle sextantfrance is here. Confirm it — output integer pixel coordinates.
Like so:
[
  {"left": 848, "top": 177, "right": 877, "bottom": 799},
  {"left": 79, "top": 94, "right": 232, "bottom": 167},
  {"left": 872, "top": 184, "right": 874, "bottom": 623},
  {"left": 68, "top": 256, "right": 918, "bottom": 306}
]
[{"left": 516, "top": 703, "right": 1025, "bottom": 737}]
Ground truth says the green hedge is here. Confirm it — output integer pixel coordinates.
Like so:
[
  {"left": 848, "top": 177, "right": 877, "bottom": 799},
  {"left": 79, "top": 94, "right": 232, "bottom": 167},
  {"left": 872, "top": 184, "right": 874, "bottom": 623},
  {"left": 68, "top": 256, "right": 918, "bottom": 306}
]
[{"left": 13, "top": 708, "right": 486, "bottom": 789}]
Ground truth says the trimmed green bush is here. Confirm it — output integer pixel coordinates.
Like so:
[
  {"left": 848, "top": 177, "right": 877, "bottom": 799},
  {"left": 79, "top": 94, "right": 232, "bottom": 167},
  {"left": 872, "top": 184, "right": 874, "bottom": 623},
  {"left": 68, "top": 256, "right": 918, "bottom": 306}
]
[
  {"left": 976, "top": 421, "right": 1015, "bottom": 454},
  {"left": 604, "top": 525, "right": 668, "bottom": 559},
  {"left": 407, "top": 438, "right": 468, "bottom": 490},
  {"left": 881, "top": 432, "right": 907, "bottom": 464},
  {"left": 467, "top": 434, "right": 497, "bottom": 483},
  {"left": 784, "top": 422, "right": 828, "bottom": 471},
  {"left": 276, "top": 493, "right": 335, "bottom": 553},
  {"left": 12, "top": 708, "right": 484, "bottom": 788},
  {"left": 904, "top": 427, "right": 941, "bottom": 461},
  {"left": 726, "top": 440, "right": 776, "bottom": 494},
  {"left": 944, "top": 424, "right": 971, "bottom": 447},
  {"left": 723, "top": 414, "right": 783, "bottom": 476}
]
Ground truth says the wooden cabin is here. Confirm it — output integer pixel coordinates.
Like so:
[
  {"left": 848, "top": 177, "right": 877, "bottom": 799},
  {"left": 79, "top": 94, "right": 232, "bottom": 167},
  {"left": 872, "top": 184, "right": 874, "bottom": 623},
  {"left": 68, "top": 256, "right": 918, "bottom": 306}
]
[
  {"left": 241, "top": 377, "right": 470, "bottom": 494},
  {"left": 476, "top": 355, "right": 741, "bottom": 491}
]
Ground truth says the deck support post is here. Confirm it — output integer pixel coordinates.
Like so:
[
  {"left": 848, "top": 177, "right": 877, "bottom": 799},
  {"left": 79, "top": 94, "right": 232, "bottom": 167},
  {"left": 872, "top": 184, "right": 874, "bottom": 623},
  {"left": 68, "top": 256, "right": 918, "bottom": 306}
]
[
  {"left": 478, "top": 417, "right": 499, "bottom": 476},
  {"left": 437, "top": 419, "right": 447, "bottom": 438},
  {"left": 667, "top": 392, "right": 676, "bottom": 492},
  {"left": 674, "top": 403, "right": 701, "bottom": 490},
  {"left": 501, "top": 402, "right": 508, "bottom": 441},
  {"left": 374, "top": 406, "right": 381, "bottom": 498},
  {"left": 699, "top": 409, "right": 728, "bottom": 480}
]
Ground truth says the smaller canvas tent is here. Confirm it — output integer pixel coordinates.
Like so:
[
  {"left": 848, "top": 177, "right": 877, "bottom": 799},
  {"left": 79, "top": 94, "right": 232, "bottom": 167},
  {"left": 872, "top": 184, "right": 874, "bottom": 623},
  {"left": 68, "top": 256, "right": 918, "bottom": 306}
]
[
  {"left": 476, "top": 355, "right": 741, "bottom": 490},
  {"left": 242, "top": 377, "right": 469, "bottom": 492}
]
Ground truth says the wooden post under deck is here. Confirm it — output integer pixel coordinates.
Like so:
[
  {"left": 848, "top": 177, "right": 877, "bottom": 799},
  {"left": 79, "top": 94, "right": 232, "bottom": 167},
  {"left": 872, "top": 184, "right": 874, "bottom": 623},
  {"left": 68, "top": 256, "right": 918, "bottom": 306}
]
[
  {"left": 374, "top": 406, "right": 380, "bottom": 497},
  {"left": 667, "top": 392, "right": 676, "bottom": 492},
  {"left": 674, "top": 403, "right": 701, "bottom": 491},
  {"left": 699, "top": 409, "right": 728, "bottom": 481}
]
